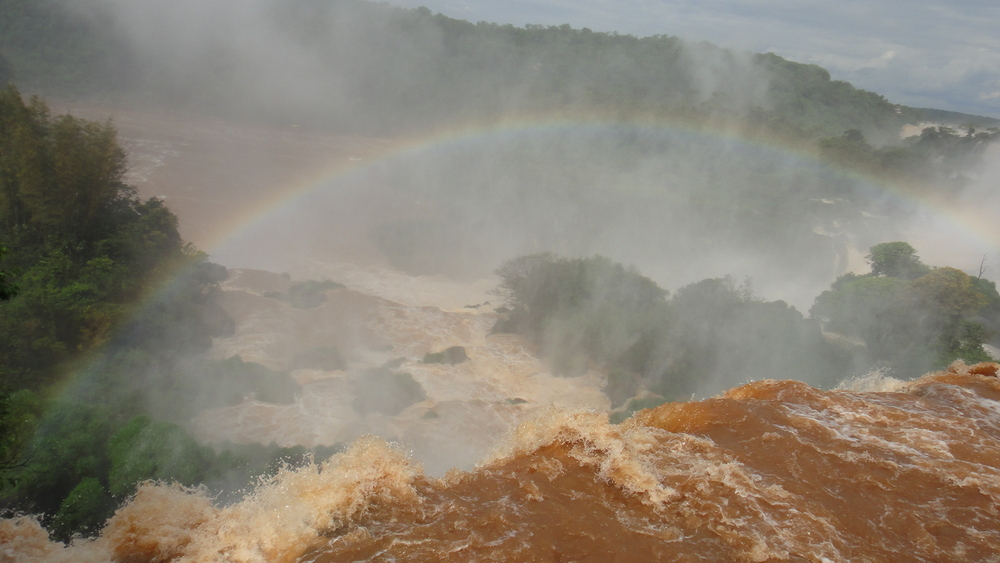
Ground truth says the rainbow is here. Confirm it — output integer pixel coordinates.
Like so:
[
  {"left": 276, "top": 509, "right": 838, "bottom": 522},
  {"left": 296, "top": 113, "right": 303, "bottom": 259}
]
[
  {"left": 43, "top": 112, "right": 1000, "bottom": 426},
  {"left": 204, "top": 113, "right": 1000, "bottom": 274}
]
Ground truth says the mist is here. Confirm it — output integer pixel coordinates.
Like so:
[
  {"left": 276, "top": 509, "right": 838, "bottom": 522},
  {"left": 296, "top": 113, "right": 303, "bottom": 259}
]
[
  {"left": 903, "top": 142, "right": 1000, "bottom": 275},
  {"left": 4, "top": 2, "right": 1000, "bottom": 544},
  {"left": 49, "top": 0, "right": 850, "bottom": 132},
  {"left": 215, "top": 123, "right": 899, "bottom": 310},
  {"left": 50, "top": 0, "right": 999, "bottom": 453},
  {"left": 41, "top": 0, "right": 942, "bottom": 309}
]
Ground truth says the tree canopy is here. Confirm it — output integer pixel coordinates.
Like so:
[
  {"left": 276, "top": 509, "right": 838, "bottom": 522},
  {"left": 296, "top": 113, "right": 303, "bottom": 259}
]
[
  {"left": 494, "top": 254, "right": 848, "bottom": 403},
  {"left": 811, "top": 242, "right": 996, "bottom": 376},
  {"left": 0, "top": 88, "right": 321, "bottom": 541},
  {"left": 866, "top": 241, "right": 932, "bottom": 280}
]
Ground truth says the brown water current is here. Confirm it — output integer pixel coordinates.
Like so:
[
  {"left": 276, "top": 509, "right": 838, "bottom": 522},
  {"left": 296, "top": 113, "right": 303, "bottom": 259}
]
[
  {"left": 8, "top": 102, "right": 998, "bottom": 562},
  {"left": 190, "top": 265, "right": 607, "bottom": 475},
  {"left": 4, "top": 362, "right": 1000, "bottom": 562}
]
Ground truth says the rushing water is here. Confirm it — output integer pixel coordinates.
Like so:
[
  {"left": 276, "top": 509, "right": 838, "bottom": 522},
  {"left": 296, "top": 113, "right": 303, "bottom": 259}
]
[
  {"left": 4, "top": 362, "right": 1000, "bottom": 562},
  {"left": 7, "top": 105, "right": 1000, "bottom": 562}
]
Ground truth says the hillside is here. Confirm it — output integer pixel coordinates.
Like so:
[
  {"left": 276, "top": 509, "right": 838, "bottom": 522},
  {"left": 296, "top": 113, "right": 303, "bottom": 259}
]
[{"left": 3, "top": 0, "right": 994, "bottom": 140}]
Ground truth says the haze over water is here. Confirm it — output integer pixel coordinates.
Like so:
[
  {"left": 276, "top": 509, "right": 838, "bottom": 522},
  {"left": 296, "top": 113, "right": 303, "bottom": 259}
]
[
  {"left": 5, "top": 0, "right": 1000, "bottom": 561},
  {"left": 10, "top": 93, "right": 998, "bottom": 563}
]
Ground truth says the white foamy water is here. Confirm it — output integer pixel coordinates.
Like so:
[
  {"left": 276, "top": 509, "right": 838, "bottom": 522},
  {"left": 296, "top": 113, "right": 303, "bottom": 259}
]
[{"left": 193, "top": 264, "right": 608, "bottom": 474}]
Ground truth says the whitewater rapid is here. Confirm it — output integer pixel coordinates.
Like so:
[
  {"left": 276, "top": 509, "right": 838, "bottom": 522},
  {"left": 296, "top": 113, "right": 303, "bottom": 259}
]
[
  {"left": 194, "top": 264, "right": 608, "bottom": 475},
  {"left": 5, "top": 362, "right": 1000, "bottom": 562}
]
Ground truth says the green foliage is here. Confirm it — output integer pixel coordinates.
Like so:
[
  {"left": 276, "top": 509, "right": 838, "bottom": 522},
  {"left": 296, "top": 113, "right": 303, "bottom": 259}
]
[
  {"left": 0, "top": 243, "right": 16, "bottom": 300},
  {"left": 107, "top": 415, "right": 212, "bottom": 498},
  {"left": 11, "top": 401, "right": 113, "bottom": 517},
  {"left": 971, "top": 276, "right": 1000, "bottom": 305},
  {"left": 666, "top": 276, "right": 849, "bottom": 394},
  {"left": 0, "top": 0, "right": 963, "bottom": 142},
  {"left": 0, "top": 86, "right": 129, "bottom": 248},
  {"left": 907, "top": 267, "right": 987, "bottom": 321},
  {"left": 812, "top": 243, "right": 994, "bottom": 376},
  {"left": 818, "top": 127, "right": 999, "bottom": 188},
  {"left": 940, "top": 320, "right": 994, "bottom": 366},
  {"left": 495, "top": 255, "right": 851, "bottom": 399},
  {"left": 494, "top": 253, "right": 670, "bottom": 376},
  {"left": 0, "top": 87, "right": 200, "bottom": 391},
  {"left": 866, "top": 241, "right": 932, "bottom": 280},
  {"left": 48, "top": 477, "right": 112, "bottom": 541},
  {"left": 811, "top": 275, "right": 910, "bottom": 338},
  {"left": 0, "top": 85, "right": 349, "bottom": 542},
  {"left": 0, "top": 388, "right": 38, "bottom": 478},
  {"left": 0, "top": 87, "right": 262, "bottom": 540},
  {"left": 970, "top": 276, "right": 1000, "bottom": 346},
  {"left": 9, "top": 398, "right": 341, "bottom": 538},
  {"left": 753, "top": 53, "right": 917, "bottom": 139},
  {"left": 818, "top": 129, "right": 878, "bottom": 170}
]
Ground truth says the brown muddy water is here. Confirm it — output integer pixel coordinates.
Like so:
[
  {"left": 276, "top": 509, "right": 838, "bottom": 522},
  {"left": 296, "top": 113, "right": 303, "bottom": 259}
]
[
  {"left": 4, "top": 363, "right": 1000, "bottom": 562},
  {"left": 4, "top": 104, "right": 1000, "bottom": 562}
]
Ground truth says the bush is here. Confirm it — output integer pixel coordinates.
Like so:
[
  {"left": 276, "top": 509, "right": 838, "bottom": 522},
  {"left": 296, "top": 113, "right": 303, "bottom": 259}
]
[
  {"left": 49, "top": 477, "right": 112, "bottom": 541},
  {"left": 107, "top": 415, "right": 212, "bottom": 498},
  {"left": 493, "top": 253, "right": 670, "bottom": 377}
]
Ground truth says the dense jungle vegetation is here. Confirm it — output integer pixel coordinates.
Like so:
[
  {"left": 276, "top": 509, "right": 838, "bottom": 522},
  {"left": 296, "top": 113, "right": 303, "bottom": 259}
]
[
  {"left": 493, "top": 247, "right": 1000, "bottom": 420},
  {"left": 0, "top": 87, "right": 329, "bottom": 540}
]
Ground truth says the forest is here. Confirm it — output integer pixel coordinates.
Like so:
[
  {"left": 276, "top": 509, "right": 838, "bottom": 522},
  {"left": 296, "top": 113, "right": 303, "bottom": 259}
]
[
  {"left": 1, "top": 0, "right": 997, "bottom": 139},
  {"left": 0, "top": 87, "right": 334, "bottom": 539},
  {"left": 2, "top": 0, "right": 1000, "bottom": 543}
]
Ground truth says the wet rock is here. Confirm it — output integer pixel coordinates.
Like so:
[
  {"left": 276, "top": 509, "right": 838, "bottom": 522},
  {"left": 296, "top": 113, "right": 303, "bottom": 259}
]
[{"left": 422, "top": 346, "right": 469, "bottom": 365}]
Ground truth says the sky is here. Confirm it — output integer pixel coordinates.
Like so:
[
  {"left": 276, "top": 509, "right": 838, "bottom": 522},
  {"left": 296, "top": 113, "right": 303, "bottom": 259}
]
[{"left": 385, "top": 0, "right": 1000, "bottom": 118}]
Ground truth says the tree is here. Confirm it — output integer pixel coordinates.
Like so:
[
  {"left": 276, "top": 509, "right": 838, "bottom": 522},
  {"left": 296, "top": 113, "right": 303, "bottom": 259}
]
[
  {"left": 0, "top": 388, "right": 38, "bottom": 477},
  {"left": 107, "top": 415, "right": 212, "bottom": 498},
  {"left": 866, "top": 241, "right": 931, "bottom": 280},
  {"left": 904, "top": 267, "right": 990, "bottom": 365},
  {"left": 810, "top": 275, "right": 909, "bottom": 342},
  {"left": 811, "top": 254, "right": 994, "bottom": 376},
  {"left": 0, "top": 243, "right": 16, "bottom": 300},
  {"left": 818, "top": 129, "right": 876, "bottom": 170},
  {"left": 12, "top": 402, "right": 113, "bottom": 517},
  {"left": 0, "top": 85, "right": 130, "bottom": 249},
  {"left": 493, "top": 254, "right": 670, "bottom": 376},
  {"left": 669, "top": 276, "right": 848, "bottom": 394},
  {"left": 907, "top": 267, "right": 987, "bottom": 322},
  {"left": 48, "top": 477, "right": 112, "bottom": 541},
  {"left": 0, "top": 87, "right": 199, "bottom": 390}
]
